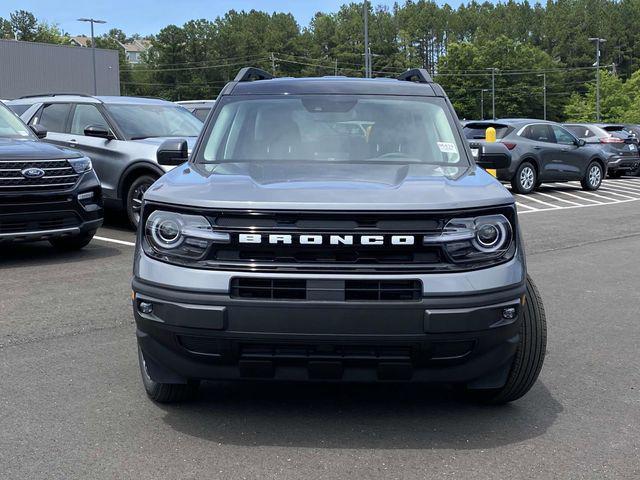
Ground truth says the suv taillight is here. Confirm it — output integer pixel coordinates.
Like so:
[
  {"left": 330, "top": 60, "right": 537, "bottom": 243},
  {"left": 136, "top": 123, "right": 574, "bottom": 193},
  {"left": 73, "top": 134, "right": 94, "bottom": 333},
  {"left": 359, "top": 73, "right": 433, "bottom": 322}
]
[
  {"left": 501, "top": 142, "right": 517, "bottom": 150},
  {"left": 600, "top": 136, "right": 624, "bottom": 144}
]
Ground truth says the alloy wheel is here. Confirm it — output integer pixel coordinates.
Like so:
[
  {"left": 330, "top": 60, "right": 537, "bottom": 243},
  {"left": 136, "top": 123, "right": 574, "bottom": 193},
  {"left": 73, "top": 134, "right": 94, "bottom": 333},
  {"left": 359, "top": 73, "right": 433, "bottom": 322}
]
[{"left": 520, "top": 166, "right": 535, "bottom": 190}]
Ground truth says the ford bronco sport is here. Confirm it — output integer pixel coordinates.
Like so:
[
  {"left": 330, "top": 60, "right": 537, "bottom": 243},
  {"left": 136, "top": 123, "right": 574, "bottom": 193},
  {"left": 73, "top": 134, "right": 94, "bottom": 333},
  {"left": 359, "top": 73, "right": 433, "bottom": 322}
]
[{"left": 132, "top": 68, "right": 547, "bottom": 404}]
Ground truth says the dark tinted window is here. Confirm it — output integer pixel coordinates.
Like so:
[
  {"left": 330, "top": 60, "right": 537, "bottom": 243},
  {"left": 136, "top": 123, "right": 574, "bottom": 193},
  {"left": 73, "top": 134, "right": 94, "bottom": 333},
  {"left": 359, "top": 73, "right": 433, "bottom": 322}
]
[
  {"left": 564, "top": 125, "right": 597, "bottom": 138},
  {"left": 192, "top": 108, "right": 211, "bottom": 122},
  {"left": 522, "top": 124, "right": 553, "bottom": 143},
  {"left": 37, "top": 103, "right": 71, "bottom": 133},
  {"left": 7, "top": 104, "right": 30, "bottom": 116},
  {"left": 551, "top": 125, "right": 576, "bottom": 145},
  {"left": 71, "top": 104, "right": 109, "bottom": 135}
]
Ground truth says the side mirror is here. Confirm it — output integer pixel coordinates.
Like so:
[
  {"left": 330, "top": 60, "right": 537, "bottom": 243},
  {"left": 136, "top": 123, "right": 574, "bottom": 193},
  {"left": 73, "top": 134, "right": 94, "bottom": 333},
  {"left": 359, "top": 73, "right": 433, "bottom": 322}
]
[
  {"left": 30, "top": 124, "right": 47, "bottom": 139},
  {"left": 157, "top": 139, "right": 188, "bottom": 166},
  {"left": 472, "top": 142, "right": 511, "bottom": 170},
  {"left": 576, "top": 138, "right": 586, "bottom": 147},
  {"left": 84, "top": 124, "right": 114, "bottom": 140}
]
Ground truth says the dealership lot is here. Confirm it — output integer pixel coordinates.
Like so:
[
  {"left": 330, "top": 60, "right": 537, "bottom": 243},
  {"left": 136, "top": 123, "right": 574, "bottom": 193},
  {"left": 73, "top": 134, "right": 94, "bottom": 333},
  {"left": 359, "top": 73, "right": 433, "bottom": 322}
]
[{"left": 1, "top": 182, "right": 639, "bottom": 479}]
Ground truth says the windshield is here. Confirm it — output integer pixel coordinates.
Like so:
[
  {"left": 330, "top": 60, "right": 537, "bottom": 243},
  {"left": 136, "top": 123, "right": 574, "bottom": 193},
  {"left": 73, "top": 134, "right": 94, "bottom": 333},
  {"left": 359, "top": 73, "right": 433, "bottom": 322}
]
[
  {"left": 0, "top": 104, "right": 33, "bottom": 139},
  {"left": 198, "top": 95, "right": 467, "bottom": 166},
  {"left": 105, "top": 104, "right": 203, "bottom": 140},
  {"left": 463, "top": 123, "right": 511, "bottom": 140}
]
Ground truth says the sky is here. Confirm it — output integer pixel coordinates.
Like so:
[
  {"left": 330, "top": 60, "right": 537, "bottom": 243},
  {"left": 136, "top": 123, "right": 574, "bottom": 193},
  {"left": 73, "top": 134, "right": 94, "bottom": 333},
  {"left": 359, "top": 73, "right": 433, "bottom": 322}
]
[{"left": 0, "top": 0, "right": 424, "bottom": 37}]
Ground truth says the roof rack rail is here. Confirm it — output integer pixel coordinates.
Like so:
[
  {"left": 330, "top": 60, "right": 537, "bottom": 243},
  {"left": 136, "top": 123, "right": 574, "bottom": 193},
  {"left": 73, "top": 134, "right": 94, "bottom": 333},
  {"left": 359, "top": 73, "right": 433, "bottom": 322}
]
[
  {"left": 233, "top": 67, "right": 274, "bottom": 83},
  {"left": 397, "top": 69, "right": 433, "bottom": 84},
  {"left": 18, "top": 92, "right": 95, "bottom": 99}
]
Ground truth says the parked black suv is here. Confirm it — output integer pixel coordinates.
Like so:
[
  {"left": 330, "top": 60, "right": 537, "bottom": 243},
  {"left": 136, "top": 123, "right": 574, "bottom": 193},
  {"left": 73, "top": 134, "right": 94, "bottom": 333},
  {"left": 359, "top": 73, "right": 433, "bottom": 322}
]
[
  {"left": 0, "top": 101, "right": 102, "bottom": 249},
  {"left": 132, "top": 68, "right": 547, "bottom": 405}
]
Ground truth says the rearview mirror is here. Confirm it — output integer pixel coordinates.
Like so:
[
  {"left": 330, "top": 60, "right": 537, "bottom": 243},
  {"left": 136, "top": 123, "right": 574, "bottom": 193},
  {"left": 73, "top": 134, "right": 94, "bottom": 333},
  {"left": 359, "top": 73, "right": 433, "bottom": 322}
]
[
  {"left": 30, "top": 124, "right": 47, "bottom": 139},
  {"left": 472, "top": 142, "right": 511, "bottom": 170},
  {"left": 84, "top": 124, "right": 114, "bottom": 140},
  {"left": 576, "top": 138, "right": 586, "bottom": 147},
  {"left": 157, "top": 139, "right": 188, "bottom": 166}
]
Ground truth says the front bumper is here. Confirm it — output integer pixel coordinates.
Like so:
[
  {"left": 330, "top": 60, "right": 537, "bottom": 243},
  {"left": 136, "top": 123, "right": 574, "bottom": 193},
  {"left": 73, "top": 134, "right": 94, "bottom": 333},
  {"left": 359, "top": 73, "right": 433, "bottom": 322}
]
[
  {"left": 0, "top": 171, "right": 103, "bottom": 243},
  {"left": 133, "top": 251, "right": 526, "bottom": 387}
]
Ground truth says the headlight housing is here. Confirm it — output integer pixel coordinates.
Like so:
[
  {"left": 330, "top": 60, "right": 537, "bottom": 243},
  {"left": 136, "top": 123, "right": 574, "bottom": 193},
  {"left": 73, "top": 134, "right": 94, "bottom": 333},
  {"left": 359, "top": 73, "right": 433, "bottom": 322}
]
[
  {"left": 144, "top": 210, "right": 229, "bottom": 260},
  {"left": 424, "top": 214, "right": 514, "bottom": 264},
  {"left": 68, "top": 157, "right": 92, "bottom": 173}
]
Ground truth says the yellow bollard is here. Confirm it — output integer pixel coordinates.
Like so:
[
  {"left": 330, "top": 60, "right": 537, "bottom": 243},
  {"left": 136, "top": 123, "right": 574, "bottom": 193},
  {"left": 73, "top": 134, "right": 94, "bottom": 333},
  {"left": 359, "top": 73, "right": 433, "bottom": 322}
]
[{"left": 484, "top": 127, "right": 497, "bottom": 177}]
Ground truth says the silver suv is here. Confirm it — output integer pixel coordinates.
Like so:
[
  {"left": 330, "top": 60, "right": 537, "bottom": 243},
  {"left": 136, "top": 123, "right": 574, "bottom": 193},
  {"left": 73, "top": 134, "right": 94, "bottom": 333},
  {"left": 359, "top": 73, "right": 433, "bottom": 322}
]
[
  {"left": 7, "top": 94, "right": 203, "bottom": 226},
  {"left": 132, "top": 68, "right": 547, "bottom": 405}
]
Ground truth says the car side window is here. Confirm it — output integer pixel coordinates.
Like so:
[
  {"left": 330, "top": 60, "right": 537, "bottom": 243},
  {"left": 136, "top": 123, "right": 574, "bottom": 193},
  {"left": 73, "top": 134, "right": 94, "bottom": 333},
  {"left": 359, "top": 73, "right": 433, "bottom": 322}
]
[
  {"left": 552, "top": 125, "right": 576, "bottom": 145},
  {"left": 522, "top": 124, "right": 553, "bottom": 143},
  {"left": 71, "top": 104, "right": 110, "bottom": 135},
  {"left": 36, "top": 103, "right": 72, "bottom": 133}
]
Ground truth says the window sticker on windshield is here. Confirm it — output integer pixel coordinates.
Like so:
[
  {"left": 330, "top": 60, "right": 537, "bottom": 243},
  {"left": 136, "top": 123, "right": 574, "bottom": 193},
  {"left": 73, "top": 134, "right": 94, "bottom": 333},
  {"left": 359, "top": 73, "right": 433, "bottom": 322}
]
[
  {"left": 18, "top": 131, "right": 29, "bottom": 136},
  {"left": 437, "top": 142, "right": 458, "bottom": 154}
]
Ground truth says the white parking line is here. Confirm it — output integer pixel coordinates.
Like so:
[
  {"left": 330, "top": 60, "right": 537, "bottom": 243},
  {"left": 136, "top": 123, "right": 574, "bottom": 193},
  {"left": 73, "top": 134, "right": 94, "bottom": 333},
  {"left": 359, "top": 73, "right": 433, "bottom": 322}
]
[
  {"left": 551, "top": 189, "right": 604, "bottom": 204},
  {"left": 515, "top": 202, "right": 538, "bottom": 211},
  {"left": 599, "top": 183, "right": 640, "bottom": 194},
  {"left": 514, "top": 193, "right": 561, "bottom": 209},
  {"left": 535, "top": 191, "right": 582, "bottom": 206},
  {"left": 597, "top": 187, "right": 637, "bottom": 199},
  {"left": 93, "top": 236, "right": 136, "bottom": 247}
]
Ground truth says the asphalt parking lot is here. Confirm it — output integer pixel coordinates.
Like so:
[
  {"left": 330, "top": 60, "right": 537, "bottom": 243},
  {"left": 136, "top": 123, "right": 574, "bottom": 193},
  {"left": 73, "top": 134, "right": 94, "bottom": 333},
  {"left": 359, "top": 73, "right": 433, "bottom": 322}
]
[{"left": 1, "top": 179, "right": 639, "bottom": 480}]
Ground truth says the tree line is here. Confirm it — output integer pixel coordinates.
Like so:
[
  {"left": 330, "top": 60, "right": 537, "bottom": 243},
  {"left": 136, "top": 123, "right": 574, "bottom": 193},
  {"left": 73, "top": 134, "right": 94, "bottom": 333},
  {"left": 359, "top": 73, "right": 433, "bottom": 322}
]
[{"left": 4, "top": 2, "right": 640, "bottom": 122}]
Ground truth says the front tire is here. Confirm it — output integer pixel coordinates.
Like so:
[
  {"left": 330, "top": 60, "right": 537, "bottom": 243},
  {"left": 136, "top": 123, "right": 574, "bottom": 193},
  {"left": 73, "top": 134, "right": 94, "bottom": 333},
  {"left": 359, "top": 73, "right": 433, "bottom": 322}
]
[
  {"left": 470, "top": 275, "right": 547, "bottom": 404},
  {"left": 511, "top": 161, "right": 537, "bottom": 194},
  {"left": 126, "top": 175, "right": 157, "bottom": 229},
  {"left": 581, "top": 161, "right": 603, "bottom": 190},
  {"left": 138, "top": 345, "right": 199, "bottom": 403},
  {"left": 49, "top": 230, "right": 96, "bottom": 250}
]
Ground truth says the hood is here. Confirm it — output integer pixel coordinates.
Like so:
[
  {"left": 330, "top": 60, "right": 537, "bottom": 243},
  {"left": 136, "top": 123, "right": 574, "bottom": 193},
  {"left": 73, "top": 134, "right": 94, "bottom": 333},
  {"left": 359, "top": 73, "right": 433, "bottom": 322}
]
[
  {"left": 131, "top": 136, "right": 198, "bottom": 152},
  {"left": 0, "top": 138, "right": 82, "bottom": 159},
  {"left": 145, "top": 161, "right": 514, "bottom": 211}
]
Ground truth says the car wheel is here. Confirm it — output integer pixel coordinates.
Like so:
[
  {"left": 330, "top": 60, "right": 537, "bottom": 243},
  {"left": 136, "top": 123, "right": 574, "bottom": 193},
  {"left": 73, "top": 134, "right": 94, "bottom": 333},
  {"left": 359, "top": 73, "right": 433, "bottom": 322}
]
[
  {"left": 468, "top": 275, "right": 547, "bottom": 404},
  {"left": 138, "top": 344, "right": 200, "bottom": 403},
  {"left": 126, "top": 175, "right": 157, "bottom": 228},
  {"left": 511, "top": 161, "right": 537, "bottom": 194},
  {"left": 608, "top": 170, "right": 623, "bottom": 179},
  {"left": 49, "top": 230, "right": 96, "bottom": 250},
  {"left": 581, "top": 161, "right": 603, "bottom": 191}
]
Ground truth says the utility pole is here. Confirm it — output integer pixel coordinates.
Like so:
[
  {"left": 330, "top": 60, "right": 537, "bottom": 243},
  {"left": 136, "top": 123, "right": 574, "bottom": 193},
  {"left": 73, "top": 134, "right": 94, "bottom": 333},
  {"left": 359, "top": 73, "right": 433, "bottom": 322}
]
[
  {"left": 486, "top": 68, "right": 497, "bottom": 120},
  {"left": 334, "top": 58, "right": 338, "bottom": 76},
  {"left": 77, "top": 18, "right": 106, "bottom": 95},
  {"left": 480, "top": 89, "right": 488, "bottom": 120},
  {"left": 537, "top": 72, "right": 547, "bottom": 120},
  {"left": 589, "top": 37, "right": 606, "bottom": 122},
  {"left": 270, "top": 52, "right": 276, "bottom": 76},
  {"left": 363, "top": 0, "right": 370, "bottom": 78}
]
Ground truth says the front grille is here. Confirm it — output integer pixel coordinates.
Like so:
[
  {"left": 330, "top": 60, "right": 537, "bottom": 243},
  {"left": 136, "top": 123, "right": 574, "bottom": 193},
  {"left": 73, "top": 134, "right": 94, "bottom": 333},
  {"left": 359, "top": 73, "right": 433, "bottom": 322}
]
[
  {"left": 0, "top": 159, "right": 79, "bottom": 192},
  {"left": 0, "top": 211, "right": 81, "bottom": 234},
  {"left": 230, "top": 278, "right": 422, "bottom": 301}
]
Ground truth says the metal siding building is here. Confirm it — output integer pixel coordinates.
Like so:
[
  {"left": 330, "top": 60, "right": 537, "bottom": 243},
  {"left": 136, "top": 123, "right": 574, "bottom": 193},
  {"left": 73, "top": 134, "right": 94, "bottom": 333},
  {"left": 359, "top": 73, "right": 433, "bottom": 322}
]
[{"left": 0, "top": 39, "right": 120, "bottom": 99}]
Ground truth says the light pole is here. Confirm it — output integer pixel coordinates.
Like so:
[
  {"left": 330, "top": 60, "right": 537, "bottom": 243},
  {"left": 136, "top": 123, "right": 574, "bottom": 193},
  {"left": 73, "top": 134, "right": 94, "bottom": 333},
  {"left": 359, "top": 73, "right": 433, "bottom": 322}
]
[
  {"left": 480, "top": 89, "right": 488, "bottom": 120},
  {"left": 537, "top": 72, "right": 547, "bottom": 120},
  {"left": 589, "top": 37, "right": 606, "bottom": 122},
  {"left": 363, "top": 0, "right": 370, "bottom": 78},
  {"left": 78, "top": 18, "right": 107, "bottom": 95},
  {"left": 486, "top": 68, "right": 497, "bottom": 120}
]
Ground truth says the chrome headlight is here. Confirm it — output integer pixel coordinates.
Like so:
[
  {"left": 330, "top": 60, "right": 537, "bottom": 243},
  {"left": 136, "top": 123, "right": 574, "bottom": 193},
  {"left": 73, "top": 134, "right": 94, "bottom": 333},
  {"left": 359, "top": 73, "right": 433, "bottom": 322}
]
[
  {"left": 144, "top": 210, "right": 229, "bottom": 259},
  {"left": 68, "top": 157, "right": 92, "bottom": 173},
  {"left": 424, "top": 214, "right": 514, "bottom": 263}
]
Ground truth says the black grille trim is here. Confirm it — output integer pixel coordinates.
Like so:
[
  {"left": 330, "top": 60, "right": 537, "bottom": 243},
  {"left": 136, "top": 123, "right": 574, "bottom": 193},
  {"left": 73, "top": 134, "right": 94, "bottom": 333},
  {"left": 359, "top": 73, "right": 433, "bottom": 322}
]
[
  {"left": 230, "top": 278, "right": 422, "bottom": 301},
  {"left": 0, "top": 211, "right": 81, "bottom": 234},
  {"left": 0, "top": 158, "right": 79, "bottom": 192}
]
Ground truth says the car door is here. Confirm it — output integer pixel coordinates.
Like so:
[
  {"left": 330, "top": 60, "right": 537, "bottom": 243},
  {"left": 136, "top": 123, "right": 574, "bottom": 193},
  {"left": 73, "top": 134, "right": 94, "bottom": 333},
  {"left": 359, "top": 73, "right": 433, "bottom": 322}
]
[
  {"left": 520, "top": 124, "right": 559, "bottom": 180},
  {"left": 550, "top": 125, "right": 585, "bottom": 179},
  {"left": 68, "top": 103, "right": 123, "bottom": 199},
  {"left": 29, "top": 103, "right": 73, "bottom": 149}
]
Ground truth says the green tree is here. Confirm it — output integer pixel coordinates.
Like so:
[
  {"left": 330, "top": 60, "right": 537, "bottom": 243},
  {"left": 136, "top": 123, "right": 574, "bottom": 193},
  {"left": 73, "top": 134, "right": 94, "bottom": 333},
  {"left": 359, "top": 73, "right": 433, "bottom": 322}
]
[
  {"left": 563, "top": 70, "right": 629, "bottom": 122},
  {"left": 9, "top": 10, "right": 38, "bottom": 41}
]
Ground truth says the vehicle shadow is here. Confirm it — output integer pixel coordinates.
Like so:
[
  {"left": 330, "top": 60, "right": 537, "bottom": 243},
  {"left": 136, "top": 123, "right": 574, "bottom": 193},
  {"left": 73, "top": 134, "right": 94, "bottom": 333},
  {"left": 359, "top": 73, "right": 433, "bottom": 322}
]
[
  {"left": 0, "top": 240, "right": 122, "bottom": 268},
  {"left": 159, "top": 380, "right": 562, "bottom": 450}
]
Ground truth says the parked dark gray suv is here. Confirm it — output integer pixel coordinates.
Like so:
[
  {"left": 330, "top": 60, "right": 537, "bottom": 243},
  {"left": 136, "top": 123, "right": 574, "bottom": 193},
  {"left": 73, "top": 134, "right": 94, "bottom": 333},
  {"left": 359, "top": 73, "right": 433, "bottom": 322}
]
[
  {"left": 563, "top": 123, "right": 640, "bottom": 178},
  {"left": 7, "top": 94, "right": 203, "bottom": 226},
  {"left": 132, "top": 68, "right": 547, "bottom": 405},
  {"left": 464, "top": 119, "right": 606, "bottom": 194}
]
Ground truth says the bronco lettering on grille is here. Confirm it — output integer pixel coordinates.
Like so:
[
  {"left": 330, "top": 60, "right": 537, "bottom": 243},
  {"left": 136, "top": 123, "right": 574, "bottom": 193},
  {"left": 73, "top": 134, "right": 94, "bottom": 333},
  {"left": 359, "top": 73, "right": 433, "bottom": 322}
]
[{"left": 237, "top": 234, "right": 415, "bottom": 246}]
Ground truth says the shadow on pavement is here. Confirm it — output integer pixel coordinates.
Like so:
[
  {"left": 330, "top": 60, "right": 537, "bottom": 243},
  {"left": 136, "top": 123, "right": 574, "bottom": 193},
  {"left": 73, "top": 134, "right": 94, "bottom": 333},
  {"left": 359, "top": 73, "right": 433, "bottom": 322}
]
[
  {"left": 160, "top": 380, "right": 562, "bottom": 450},
  {"left": 0, "top": 241, "right": 123, "bottom": 268}
]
